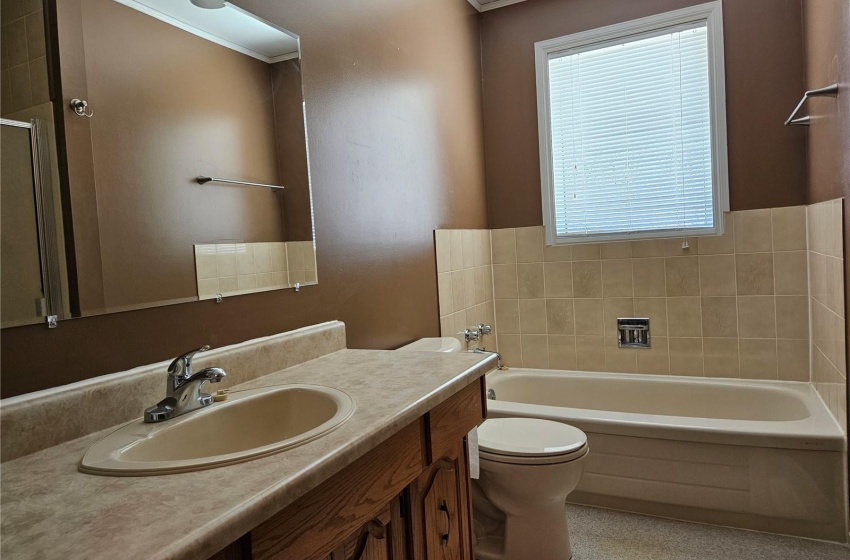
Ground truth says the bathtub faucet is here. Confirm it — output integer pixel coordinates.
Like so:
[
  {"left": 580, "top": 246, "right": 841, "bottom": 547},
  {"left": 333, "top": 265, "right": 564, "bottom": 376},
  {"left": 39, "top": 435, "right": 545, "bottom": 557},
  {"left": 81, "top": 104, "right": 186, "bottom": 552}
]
[{"left": 474, "top": 347, "right": 506, "bottom": 370}]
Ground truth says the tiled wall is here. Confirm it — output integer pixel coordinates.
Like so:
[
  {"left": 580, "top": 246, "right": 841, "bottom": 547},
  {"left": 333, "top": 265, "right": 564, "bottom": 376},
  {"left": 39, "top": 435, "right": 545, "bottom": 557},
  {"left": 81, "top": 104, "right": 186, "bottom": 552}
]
[
  {"left": 488, "top": 208, "right": 812, "bottom": 380},
  {"left": 435, "top": 230, "right": 496, "bottom": 350},
  {"left": 1, "top": 0, "right": 49, "bottom": 116},
  {"left": 194, "top": 241, "right": 316, "bottom": 300},
  {"left": 808, "top": 199, "right": 846, "bottom": 431}
]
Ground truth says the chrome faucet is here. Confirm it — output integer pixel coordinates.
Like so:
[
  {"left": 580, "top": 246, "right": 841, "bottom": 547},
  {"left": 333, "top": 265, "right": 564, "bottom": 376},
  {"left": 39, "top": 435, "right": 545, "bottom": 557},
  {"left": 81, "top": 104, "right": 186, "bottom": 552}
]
[
  {"left": 473, "top": 347, "right": 505, "bottom": 370},
  {"left": 144, "top": 346, "right": 227, "bottom": 423}
]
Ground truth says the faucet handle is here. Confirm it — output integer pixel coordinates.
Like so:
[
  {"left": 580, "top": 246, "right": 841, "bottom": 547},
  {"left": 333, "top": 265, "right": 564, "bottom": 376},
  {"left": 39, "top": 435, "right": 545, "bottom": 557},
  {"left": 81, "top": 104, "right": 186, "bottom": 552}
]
[
  {"left": 168, "top": 345, "right": 210, "bottom": 378},
  {"left": 478, "top": 324, "right": 493, "bottom": 336}
]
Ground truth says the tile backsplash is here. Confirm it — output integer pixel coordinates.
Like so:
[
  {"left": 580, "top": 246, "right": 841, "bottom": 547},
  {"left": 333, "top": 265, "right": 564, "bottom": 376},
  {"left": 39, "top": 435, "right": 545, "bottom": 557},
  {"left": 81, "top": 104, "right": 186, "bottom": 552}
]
[
  {"left": 434, "top": 201, "right": 847, "bottom": 405},
  {"left": 808, "top": 199, "right": 846, "bottom": 431},
  {"left": 194, "top": 241, "right": 316, "bottom": 300},
  {"left": 435, "top": 229, "right": 496, "bottom": 350}
]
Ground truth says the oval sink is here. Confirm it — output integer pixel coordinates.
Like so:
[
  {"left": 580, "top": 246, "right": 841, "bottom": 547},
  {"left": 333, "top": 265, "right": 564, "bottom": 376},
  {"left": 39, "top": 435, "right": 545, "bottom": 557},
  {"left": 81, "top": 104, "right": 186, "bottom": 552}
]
[{"left": 79, "top": 384, "right": 355, "bottom": 476}]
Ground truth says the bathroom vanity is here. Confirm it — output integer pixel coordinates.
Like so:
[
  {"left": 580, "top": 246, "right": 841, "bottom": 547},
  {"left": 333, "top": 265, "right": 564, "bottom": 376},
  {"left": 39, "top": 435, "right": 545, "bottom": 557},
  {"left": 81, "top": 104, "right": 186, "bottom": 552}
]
[{"left": 0, "top": 322, "right": 495, "bottom": 560}]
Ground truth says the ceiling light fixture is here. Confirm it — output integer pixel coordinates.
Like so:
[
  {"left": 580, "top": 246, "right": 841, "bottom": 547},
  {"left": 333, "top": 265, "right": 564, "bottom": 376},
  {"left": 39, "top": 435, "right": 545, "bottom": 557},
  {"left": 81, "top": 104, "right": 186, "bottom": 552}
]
[{"left": 190, "top": 0, "right": 226, "bottom": 9}]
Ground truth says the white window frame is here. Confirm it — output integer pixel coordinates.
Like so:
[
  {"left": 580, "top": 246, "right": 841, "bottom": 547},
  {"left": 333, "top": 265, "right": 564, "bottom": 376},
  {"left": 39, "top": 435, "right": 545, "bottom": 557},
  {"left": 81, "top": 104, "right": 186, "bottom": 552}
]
[{"left": 535, "top": 1, "right": 729, "bottom": 245}]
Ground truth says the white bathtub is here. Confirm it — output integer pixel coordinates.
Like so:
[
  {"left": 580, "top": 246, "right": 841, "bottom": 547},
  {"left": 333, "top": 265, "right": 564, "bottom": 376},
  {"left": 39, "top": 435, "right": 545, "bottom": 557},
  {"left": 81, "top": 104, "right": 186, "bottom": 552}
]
[{"left": 486, "top": 368, "right": 849, "bottom": 542}]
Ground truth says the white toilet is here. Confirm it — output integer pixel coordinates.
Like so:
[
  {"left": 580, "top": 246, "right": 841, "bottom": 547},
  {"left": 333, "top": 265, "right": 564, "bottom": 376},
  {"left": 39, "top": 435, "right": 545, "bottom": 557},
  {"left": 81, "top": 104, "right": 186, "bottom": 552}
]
[{"left": 398, "top": 337, "right": 589, "bottom": 560}]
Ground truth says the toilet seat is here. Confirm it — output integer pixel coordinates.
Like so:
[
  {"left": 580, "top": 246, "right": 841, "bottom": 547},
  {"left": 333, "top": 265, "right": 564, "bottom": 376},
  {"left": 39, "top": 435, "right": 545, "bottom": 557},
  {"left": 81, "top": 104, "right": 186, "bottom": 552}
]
[{"left": 478, "top": 418, "right": 588, "bottom": 465}]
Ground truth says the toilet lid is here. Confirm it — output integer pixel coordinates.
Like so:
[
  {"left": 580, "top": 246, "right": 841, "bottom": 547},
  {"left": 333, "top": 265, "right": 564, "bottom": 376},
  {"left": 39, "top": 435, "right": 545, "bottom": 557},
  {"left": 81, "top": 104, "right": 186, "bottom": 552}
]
[{"left": 478, "top": 418, "right": 587, "bottom": 458}]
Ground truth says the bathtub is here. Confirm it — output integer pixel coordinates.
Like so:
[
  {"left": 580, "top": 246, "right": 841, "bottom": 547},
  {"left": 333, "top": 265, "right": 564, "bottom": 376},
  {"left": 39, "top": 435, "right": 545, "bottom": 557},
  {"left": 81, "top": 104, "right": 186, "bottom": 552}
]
[{"left": 485, "top": 368, "right": 849, "bottom": 542}]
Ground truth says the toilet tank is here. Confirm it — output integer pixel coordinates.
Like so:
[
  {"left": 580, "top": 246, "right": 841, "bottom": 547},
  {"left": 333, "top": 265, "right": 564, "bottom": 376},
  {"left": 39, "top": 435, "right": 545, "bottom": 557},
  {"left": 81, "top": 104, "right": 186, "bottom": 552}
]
[{"left": 397, "top": 337, "right": 462, "bottom": 353}]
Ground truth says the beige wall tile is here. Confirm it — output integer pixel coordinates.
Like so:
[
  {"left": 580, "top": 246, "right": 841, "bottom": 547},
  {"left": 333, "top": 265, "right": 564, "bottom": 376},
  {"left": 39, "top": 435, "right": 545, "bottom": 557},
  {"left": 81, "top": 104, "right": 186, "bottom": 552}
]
[
  {"left": 236, "top": 244, "right": 255, "bottom": 274},
  {"left": 439, "top": 315, "right": 452, "bottom": 338},
  {"left": 634, "top": 298, "right": 667, "bottom": 336},
  {"left": 778, "top": 339, "right": 809, "bottom": 381},
  {"left": 775, "top": 296, "right": 809, "bottom": 339},
  {"left": 493, "top": 264, "right": 518, "bottom": 299},
  {"left": 572, "top": 243, "right": 601, "bottom": 260},
  {"left": 543, "top": 243, "right": 571, "bottom": 262},
  {"left": 253, "top": 243, "right": 271, "bottom": 273},
  {"left": 216, "top": 244, "right": 237, "bottom": 277},
  {"left": 194, "top": 246, "right": 218, "bottom": 280},
  {"left": 474, "top": 266, "right": 489, "bottom": 305},
  {"left": 737, "top": 296, "right": 777, "bottom": 338},
  {"left": 602, "top": 259, "right": 633, "bottom": 297},
  {"left": 516, "top": 226, "right": 544, "bottom": 263},
  {"left": 475, "top": 230, "right": 492, "bottom": 267},
  {"left": 28, "top": 55, "right": 47, "bottom": 104},
  {"left": 544, "top": 262, "right": 573, "bottom": 298},
  {"left": 521, "top": 335, "right": 549, "bottom": 368},
  {"left": 451, "top": 271, "right": 467, "bottom": 311},
  {"left": 605, "top": 338, "right": 637, "bottom": 373},
  {"left": 832, "top": 258, "right": 845, "bottom": 318},
  {"left": 701, "top": 297, "right": 738, "bottom": 338},
  {"left": 450, "top": 230, "right": 464, "bottom": 271},
  {"left": 271, "top": 243, "right": 287, "bottom": 272},
  {"left": 632, "top": 239, "right": 666, "bottom": 258},
  {"left": 739, "top": 338, "right": 778, "bottom": 379},
  {"left": 237, "top": 274, "right": 257, "bottom": 290},
  {"left": 491, "top": 228, "right": 517, "bottom": 264},
  {"left": 576, "top": 336, "right": 605, "bottom": 371},
  {"left": 667, "top": 297, "right": 702, "bottom": 337},
  {"left": 664, "top": 238, "right": 699, "bottom": 256},
  {"left": 633, "top": 258, "right": 665, "bottom": 297},
  {"left": 572, "top": 261, "right": 603, "bottom": 298},
  {"left": 437, "top": 272, "right": 453, "bottom": 316},
  {"left": 774, "top": 251, "right": 808, "bottom": 295},
  {"left": 601, "top": 242, "right": 632, "bottom": 259},
  {"left": 736, "top": 253, "right": 775, "bottom": 295},
  {"left": 519, "top": 299, "right": 547, "bottom": 334},
  {"left": 9, "top": 63, "right": 31, "bottom": 111},
  {"left": 703, "top": 338, "right": 739, "bottom": 378},
  {"left": 463, "top": 269, "right": 476, "bottom": 307},
  {"left": 810, "top": 252, "right": 827, "bottom": 303},
  {"left": 462, "top": 230, "right": 476, "bottom": 269},
  {"left": 256, "top": 273, "right": 274, "bottom": 289},
  {"left": 546, "top": 299, "right": 575, "bottom": 335},
  {"left": 435, "top": 230, "right": 451, "bottom": 273},
  {"left": 220, "top": 276, "right": 238, "bottom": 293},
  {"left": 548, "top": 336, "right": 577, "bottom": 369},
  {"left": 699, "top": 255, "right": 736, "bottom": 296},
  {"left": 6, "top": 18, "right": 27, "bottom": 67},
  {"left": 669, "top": 338, "right": 703, "bottom": 376},
  {"left": 495, "top": 299, "right": 519, "bottom": 334},
  {"left": 771, "top": 206, "right": 807, "bottom": 251},
  {"left": 517, "top": 263, "right": 544, "bottom": 298},
  {"left": 636, "top": 337, "right": 669, "bottom": 375},
  {"left": 665, "top": 257, "right": 700, "bottom": 296},
  {"left": 574, "top": 298, "right": 603, "bottom": 335},
  {"left": 698, "top": 214, "right": 734, "bottom": 254},
  {"left": 497, "top": 334, "right": 522, "bottom": 367},
  {"left": 197, "top": 277, "right": 219, "bottom": 298},
  {"left": 734, "top": 209, "right": 773, "bottom": 253},
  {"left": 602, "top": 297, "right": 634, "bottom": 336}
]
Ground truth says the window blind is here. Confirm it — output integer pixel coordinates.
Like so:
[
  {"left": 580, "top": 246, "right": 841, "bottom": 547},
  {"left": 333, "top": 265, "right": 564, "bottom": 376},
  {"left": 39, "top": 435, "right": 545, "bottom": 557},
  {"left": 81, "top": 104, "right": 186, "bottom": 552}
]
[{"left": 547, "top": 24, "right": 714, "bottom": 239}]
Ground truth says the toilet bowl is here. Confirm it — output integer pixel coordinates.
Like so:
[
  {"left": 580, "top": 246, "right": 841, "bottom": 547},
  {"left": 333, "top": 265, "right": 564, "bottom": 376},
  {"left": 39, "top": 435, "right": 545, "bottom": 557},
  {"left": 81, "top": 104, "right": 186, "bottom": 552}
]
[
  {"left": 474, "top": 418, "right": 588, "bottom": 560},
  {"left": 396, "top": 337, "right": 588, "bottom": 560}
]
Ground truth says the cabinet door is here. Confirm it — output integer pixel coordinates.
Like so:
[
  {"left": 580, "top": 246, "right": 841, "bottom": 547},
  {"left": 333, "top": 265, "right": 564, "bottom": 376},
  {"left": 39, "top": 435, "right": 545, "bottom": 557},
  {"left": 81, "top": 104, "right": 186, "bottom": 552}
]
[
  {"left": 408, "top": 441, "right": 473, "bottom": 560},
  {"left": 329, "top": 497, "right": 407, "bottom": 560}
]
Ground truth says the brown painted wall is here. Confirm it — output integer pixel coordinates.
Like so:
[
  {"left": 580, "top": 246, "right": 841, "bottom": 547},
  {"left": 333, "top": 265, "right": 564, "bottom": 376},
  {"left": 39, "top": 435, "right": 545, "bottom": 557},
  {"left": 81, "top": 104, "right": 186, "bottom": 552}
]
[
  {"left": 272, "top": 59, "right": 313, "bottom": 241},
  {"left": 481, "top": 0, "right": 808, "bottom": 229},
  {"left": 0, "top": 0, "right": 487, "bottom": 397}
]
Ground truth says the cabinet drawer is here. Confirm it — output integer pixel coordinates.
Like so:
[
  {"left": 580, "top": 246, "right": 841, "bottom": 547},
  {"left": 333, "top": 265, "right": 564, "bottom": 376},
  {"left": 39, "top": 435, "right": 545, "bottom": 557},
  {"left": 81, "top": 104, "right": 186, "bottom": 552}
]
[{"left": 427, "top": 378, "right": 485, "bottom": 462}]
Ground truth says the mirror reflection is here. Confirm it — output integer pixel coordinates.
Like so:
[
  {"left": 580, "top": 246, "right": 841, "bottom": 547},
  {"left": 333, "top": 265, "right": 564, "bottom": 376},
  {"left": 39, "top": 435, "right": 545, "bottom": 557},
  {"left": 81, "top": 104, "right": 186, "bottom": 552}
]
[{"left": 0, "top": 0, "right": 316, "bottom": 327}]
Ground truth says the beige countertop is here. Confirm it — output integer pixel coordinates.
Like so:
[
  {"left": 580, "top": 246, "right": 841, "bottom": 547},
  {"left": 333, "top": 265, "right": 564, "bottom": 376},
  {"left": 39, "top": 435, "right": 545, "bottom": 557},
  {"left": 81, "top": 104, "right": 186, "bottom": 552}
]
[{"left": 1, "top": 348, "right": 496, "bottom": 560}]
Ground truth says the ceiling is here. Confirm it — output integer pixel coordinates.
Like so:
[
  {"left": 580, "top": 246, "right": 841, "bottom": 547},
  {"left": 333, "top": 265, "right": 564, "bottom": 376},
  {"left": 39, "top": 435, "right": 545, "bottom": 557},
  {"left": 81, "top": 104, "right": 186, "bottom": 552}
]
[
  {"left": 467, "top": 0, "right": 530, "bottom": 12},
  {"left": 114, "top": 0, "right": 299, "bottom": 63}
]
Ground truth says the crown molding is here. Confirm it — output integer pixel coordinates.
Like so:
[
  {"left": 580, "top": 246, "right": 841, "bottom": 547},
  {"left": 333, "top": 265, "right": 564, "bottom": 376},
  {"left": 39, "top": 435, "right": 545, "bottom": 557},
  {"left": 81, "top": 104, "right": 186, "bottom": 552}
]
[{"left": 467, "top": 0, "right": 529, "bottom": 13}]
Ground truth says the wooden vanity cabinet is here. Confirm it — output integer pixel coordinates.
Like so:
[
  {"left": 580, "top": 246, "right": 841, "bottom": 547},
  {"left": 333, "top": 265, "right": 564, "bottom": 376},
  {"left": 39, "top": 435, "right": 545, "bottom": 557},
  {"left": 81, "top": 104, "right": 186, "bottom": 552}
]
[{"left": 212, "top": 377, "right": 486, "bottom": 560}]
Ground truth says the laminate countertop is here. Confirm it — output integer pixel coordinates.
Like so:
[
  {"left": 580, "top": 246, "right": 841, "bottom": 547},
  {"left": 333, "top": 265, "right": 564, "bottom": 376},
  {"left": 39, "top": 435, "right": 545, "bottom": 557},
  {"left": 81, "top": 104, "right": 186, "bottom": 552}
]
[{"left": 1, "top": 349, "right": 496, "bottom": 560}]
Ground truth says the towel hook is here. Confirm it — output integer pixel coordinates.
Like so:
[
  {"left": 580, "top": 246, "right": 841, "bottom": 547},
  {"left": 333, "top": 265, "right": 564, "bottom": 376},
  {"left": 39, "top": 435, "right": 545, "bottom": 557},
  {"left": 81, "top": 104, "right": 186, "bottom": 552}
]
[
  {"left": 785, "top": 84, "right": 839, "bottom": 126},
  {"left": 70, "top": 99, "right": 94, "bottom": 118}
]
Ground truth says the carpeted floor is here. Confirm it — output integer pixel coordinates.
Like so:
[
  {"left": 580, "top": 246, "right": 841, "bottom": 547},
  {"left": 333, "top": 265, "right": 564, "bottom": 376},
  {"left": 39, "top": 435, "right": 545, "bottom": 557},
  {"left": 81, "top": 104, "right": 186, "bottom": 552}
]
[{"left": 567, "top": 505, "right": 850, "bottom": 559}]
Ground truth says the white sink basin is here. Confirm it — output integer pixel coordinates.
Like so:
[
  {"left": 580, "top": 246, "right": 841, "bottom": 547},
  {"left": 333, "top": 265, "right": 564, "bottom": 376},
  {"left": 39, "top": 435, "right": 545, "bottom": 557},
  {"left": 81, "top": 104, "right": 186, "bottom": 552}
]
[{"left": 79, "top": 384, "right": 355, "bottom": 476}]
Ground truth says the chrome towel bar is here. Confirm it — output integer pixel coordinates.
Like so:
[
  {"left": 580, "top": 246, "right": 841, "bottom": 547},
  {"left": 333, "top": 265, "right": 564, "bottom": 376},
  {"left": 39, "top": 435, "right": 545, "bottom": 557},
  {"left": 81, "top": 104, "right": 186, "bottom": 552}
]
[
  {"left": 785, "top": 84, "right": 839, "bottom": 126},
  {"left": 196, "top": 176, "right": 284, "bottom": 190}
]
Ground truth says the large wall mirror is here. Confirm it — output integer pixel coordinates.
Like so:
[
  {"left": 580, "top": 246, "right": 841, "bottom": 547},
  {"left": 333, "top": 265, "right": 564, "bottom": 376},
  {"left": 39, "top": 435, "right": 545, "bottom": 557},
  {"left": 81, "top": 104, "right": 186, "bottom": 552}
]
[{"left": 0, "top": 0, "right": 315, "bottom": 328}]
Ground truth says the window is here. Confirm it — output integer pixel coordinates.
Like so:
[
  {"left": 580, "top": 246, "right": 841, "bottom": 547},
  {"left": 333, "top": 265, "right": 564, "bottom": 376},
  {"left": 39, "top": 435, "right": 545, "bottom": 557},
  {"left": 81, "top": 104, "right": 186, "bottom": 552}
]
[{"left": 535, "top": 2, "right": 728, "bottom": 244}]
